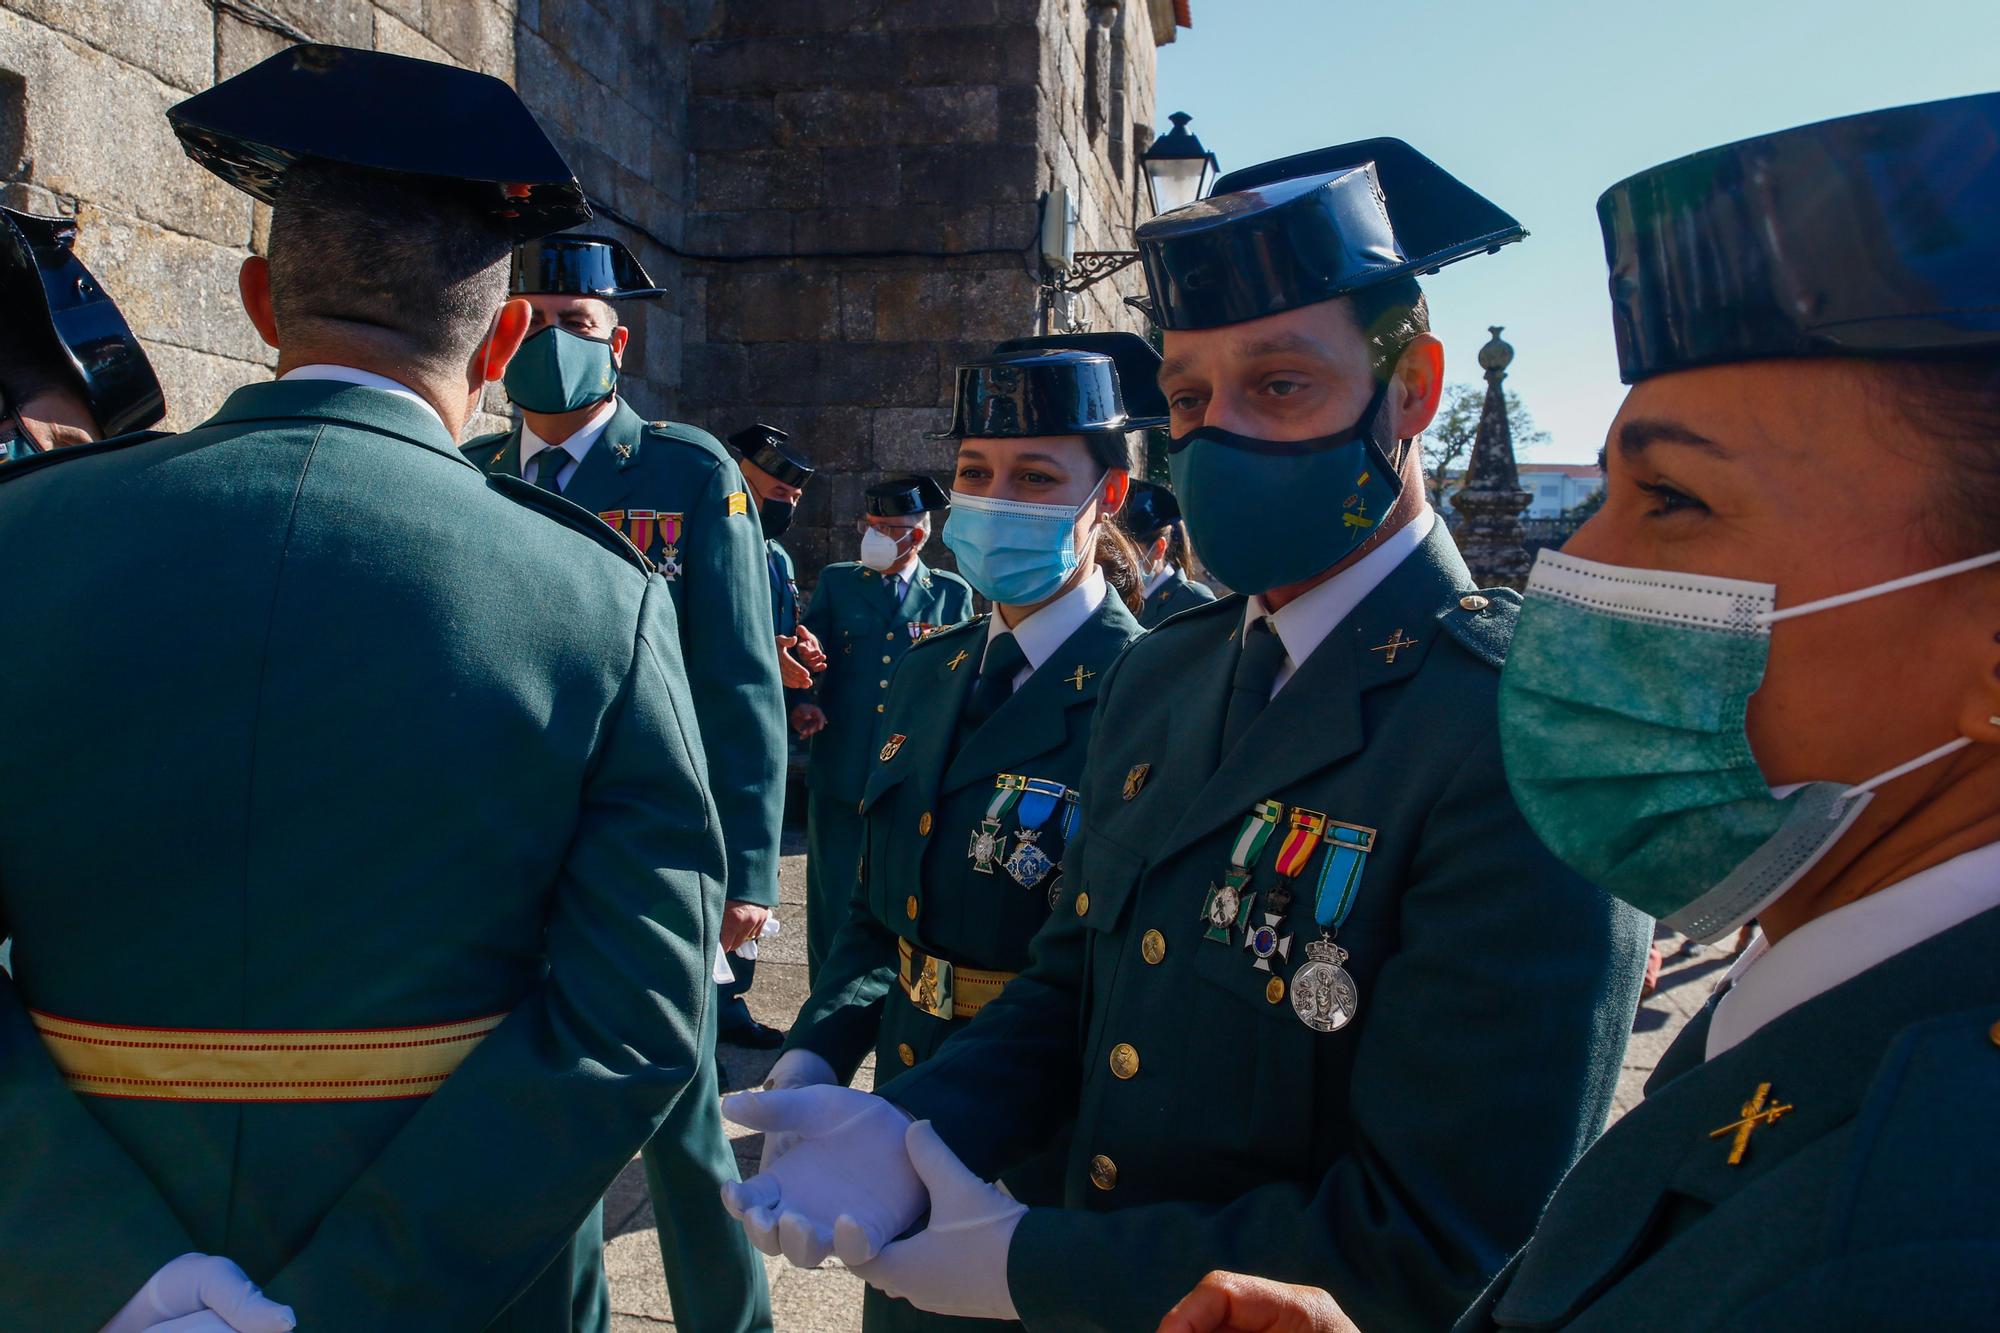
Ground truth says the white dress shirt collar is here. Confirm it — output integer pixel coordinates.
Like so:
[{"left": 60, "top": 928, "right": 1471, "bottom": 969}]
[
  {"left": 521, "top": 396, "right": 620, "bottom": 489},
  {"left": 985, "top": 568, "right": 1107, "bottom": 688},
  {"left": 279, "top": 364, "right": 445, "bottom": 433},
  {"left": 1144, "top": 565, "right": 1175, "bottom": 598},
  {"left": 1242, "top": 506, "right": 1435, "bottom": 697},
  {"left": 1706, "top": 839, "right": 2000, "bottom": 1060}
]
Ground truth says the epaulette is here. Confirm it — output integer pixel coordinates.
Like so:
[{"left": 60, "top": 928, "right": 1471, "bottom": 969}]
[
  {"left": 1435, "top": 586, "right": 1522, "bottom": 671},
  {"left": 644, "top": 417, "right": 732, "bottom": 459},
  {"left": 911, "top": 613, "right": 988, "bottom": 650},
  {"left": 460, "top": 431, "right": 507, "bottom": 463},
  {"left": 1149, "top": 590, "right": 1244, "bottom": 637},
  {"left": 0, "top": 429, "right": 168, "bottom": 483},
  {"left": 487, "top": 472, "right": 653, "bottom": 574}
]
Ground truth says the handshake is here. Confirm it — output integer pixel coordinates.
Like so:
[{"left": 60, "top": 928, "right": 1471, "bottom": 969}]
[{"left": 717, "top": 1061, "right": 1027, "bottom": 1321}]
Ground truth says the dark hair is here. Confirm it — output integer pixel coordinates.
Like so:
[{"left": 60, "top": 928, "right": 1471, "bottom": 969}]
[
  {"left": 0, "top": 316, "right": 69, "bottom": 416},
  {"left": 1081, "top": 430, "right": 1147, "bottom": 612},
  {"left": 1880, "top": 354, "right": 2000, "bottom": 554},
  {"left": 1348, "top": 277, "right": 1430, "bottom": 387},
  {"left": 267, "top": 163, "right": 514, "bottom": 379}
]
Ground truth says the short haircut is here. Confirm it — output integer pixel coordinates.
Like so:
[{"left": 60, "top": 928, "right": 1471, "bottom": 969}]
[
  {"left": 1348, "top": 277, "right": 1430, "bottom": 386},
  {"left": 266, "top": 162, "right": 514, "bottom": 379}
]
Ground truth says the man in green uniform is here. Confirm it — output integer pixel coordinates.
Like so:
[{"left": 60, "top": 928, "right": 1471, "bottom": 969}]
[
  {"left": 722, "top": 139, "right": 1650, "bottom": 1330},
  {"left": 0, "top": 45, "right": 720, "bottom": 1331},
  {"left": 1118, "top": 479, "right": 1217, "bottom": 627},
  {"left": 0, "top": 204, "right": 164, "bottom": 461},
  {"left": 790, "top": 475, "right": 974, "bottom": 983},
  {"left": 464, "top": 233, "right": 781, "bottom": 1331}
]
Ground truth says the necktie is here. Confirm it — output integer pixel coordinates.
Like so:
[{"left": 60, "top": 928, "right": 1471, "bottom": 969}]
[
  {"left": 1220, "top": 618, "right": 1288, "bottom": 755},
  {"left": 533, "top": 447, "right": 566, "bottom": 494},
  {"left": 963, "top": 632, "right": 1026, "bottom": 730}
]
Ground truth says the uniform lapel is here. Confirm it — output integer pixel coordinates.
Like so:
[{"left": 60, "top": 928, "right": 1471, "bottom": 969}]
[
  {"left": 894, "top": 563, "right": 933, "bottom": 622},
  {"left": 557, "top": 399, "right": 645, "bottom": 513},
  {"left": 873, "top": 621, "right": 986, "bottom": 816},
  {"left": 479, "top": 424, "right": 525, "bottom": 480}
]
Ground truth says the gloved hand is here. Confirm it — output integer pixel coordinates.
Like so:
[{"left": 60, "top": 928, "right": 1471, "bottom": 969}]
[
  {"left": 719, "top": 1085, "right": 922, "bottom": 1268},
  {"left": 840, "top": 1120, "right": 1026, "bottom": 1321},
  {"left": 101, "top": 1254, "right": 296, "bottom": 1333},
  {"left": 757, "top": 1048, "right": 839, "bottom": 1171}
]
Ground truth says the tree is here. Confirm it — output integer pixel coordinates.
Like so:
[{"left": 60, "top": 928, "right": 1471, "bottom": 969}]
[
  {"left": 1563, "top": 486, "right": 1605, "bottom": 523},
  {"left": 1422, "top": 383, "right": 1551, "bottom": 508}
]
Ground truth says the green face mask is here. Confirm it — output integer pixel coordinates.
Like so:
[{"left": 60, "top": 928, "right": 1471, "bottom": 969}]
[
  {"left": 1498, "top": 547, "right": 1999, "bottom": 941},
  {"left": 502, "top": 326, "right": 618, "bottom": 414}
]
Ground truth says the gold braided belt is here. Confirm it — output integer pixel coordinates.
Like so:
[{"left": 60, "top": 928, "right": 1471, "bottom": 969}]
[
  {"left": 31, "top": 1009, "right": 504, "bottom": 1103},
  {"left": 896, "top": 938, "right": 1015, "bottom": 1023}
]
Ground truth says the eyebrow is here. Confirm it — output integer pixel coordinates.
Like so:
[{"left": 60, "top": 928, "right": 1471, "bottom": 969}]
[
  {"left": 1616, "top": 417, "right": 1731, "bottom": 459},
  {"left": 1158, "top": 332, "right": 1331, "bottom": 390}
]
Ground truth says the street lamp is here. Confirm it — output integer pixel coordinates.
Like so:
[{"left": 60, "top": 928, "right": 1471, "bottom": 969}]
[{"left": 1141, "top": 112, "right": 1218, "bottom": 217}]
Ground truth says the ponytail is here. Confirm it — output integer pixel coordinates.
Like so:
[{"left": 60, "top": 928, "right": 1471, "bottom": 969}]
[{"left": 1095, "top": 521, "right": 1147, "bottom": 615}]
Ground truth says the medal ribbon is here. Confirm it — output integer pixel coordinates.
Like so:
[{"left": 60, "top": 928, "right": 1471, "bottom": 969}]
[
  {"left": 1311, "top": 821, "right": 1378, "bottom": 931},
  {"left": 1015, "top": 777, "right": 1068, "bottom": 834},
  {"left": 1059, "top": 789, "right": 1080, "bottom": 840},
  {"left": 983, "top": 774, "right": 1028, "bottom": 824},
  {"left": 1227, "top": 799, "right": 1284, "bottom": 872},
  {"left": 1272, "top": 807, "right": 1327, "bottom": 880}
]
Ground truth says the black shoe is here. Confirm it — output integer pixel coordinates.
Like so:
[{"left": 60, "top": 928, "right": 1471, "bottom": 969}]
[{"left": 720, "top": 1020, "right": 785, "bottom": 1050}]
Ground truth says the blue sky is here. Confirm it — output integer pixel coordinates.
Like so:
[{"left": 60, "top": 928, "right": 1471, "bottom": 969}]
[{"left": 1157, "top": 0, "right": 1996, "bottom": 462}]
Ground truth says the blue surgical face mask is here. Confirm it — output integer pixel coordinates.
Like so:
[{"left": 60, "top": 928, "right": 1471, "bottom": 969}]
[
  {"left": 1498, "top": 546, "right": 2000, "bottom": 941},
  {"left": 503, "top": 325, "right": 619, "bottom": 414},
  {"left": 942, "top": 475, "right": 1105, "bottom": 606},
  {"left": 1168, "top": 383, "right": 1401, "bottom": 594}
]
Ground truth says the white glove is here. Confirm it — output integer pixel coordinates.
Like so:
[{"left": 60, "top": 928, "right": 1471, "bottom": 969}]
[
  {"left": 719, "top": 1085, "right": 922, "bottom": 1269},
  {"left": 758, "top": 1048, "right": 839, "bottom": 1172},
  {"left": 101, "top": 1254, "right": 296, "bottom": 1333},
  {"left": 841, "top": 1120, "right": 1025, "bottom": 1321}
]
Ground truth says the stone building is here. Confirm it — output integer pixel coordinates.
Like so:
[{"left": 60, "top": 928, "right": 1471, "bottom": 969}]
[{"left": 0, "top": 0, "right": 1189, "bottom": 584}]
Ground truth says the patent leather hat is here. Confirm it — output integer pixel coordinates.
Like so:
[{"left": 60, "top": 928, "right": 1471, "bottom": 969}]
[
  {"left": 728, "top": 423, "right": 814, "bottom": 487},
  {"left": 929, "top": 347, "right": 1144, "bottom": 439},
  {"left": 866, "top": 474, "right": 950, "bottom": 518},
  {"left": 991, "top": 331, "right": 1168, "bottom": 429},
  {"left": 511, "top": 233, "right": 665, "bottom": 300},
  {"left": 0, "top": 208, "right": 164, "bottom": 437},
  {"left": 1599, "top": 92, "right": 2000, "bottom": 382},
  {"left": 168, "top": 44, "right": 589, "bottom": 238},
  {"left": 1135, "top": 137, "right": 1525, "bottom": 331},
  {"left": 1118, "top": 479, "right": 1183, "bottom": 537}
]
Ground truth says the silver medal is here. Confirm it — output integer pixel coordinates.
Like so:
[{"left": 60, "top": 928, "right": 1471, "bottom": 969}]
[
  {"left": 1004, "top": 829, "right": 1053, "bottom": 891},
  {"left": 1290, "top": 936, "right": 1359, "bottom": 1033}
]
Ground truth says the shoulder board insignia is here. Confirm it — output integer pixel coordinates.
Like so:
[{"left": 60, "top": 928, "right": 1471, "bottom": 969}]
[
  {"left": 0, "top": 429, "right": 168, "bottom": 483},
  {"left": 1436, "top": 587, "right": 1521, "bottom": 671},
  {"left": 489, "top": 473, "right": 651, "bottom": 573},
  {"left": 726, "top": 490, "right": 748, "bottom": 517}
]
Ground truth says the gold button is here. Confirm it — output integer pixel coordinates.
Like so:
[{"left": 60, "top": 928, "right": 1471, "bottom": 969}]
[
  {"left": 1109, "top": 1043, "right": 1139, "bottom": 1079},
  {"left": 1266, "top": 976, "right": 1286, "bottom": 1005},
  {"left": 1074, "top": 891, "right": 1090, "bottom": 917},
  {"left": 1459, "top": 594, "right": 1490, "bottom": 612},
  {"left": 917, "top": 812, "right": 932, "bottom": 836},
  {"left": 905, "top": 895, "right": 919, "bottom": 920},
  {"left": 876, "top": 704, "right": 885, "bottom": 713},
  {"left": 886, "top": 632, "right": 895, "bottom": 640},
  {"left": 882, "top": 655, "right": 892, "bottom": 664},
  {"left": 879, "top": 679, "right": 889, "bottom": 688},
  {"left": 1088, "top": 1154, "right": 1117, "bottom": 1191},
  {"left": 1141, "top": 929, "right": 1166, "bottom": 965},
  {"left": 1989, "top": 1019, "right": 2000, "bottom": 1048},
  {"left": 898, "top": 1042, "right": 916, "bottom": 1067}
]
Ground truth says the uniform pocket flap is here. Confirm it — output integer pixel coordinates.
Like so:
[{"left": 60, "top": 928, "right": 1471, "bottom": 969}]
[{"left": 1072, "top": 827, "right": 1146, "bottom": 934}]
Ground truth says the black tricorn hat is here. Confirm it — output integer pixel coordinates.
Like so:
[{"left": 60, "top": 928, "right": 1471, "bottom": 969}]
[
  {"left": 1599, "top": 92, "right": 2000, "bottom": 383},
  {"left": 511, "top": 233, "right": 666, "bottom": 300},
  {"left": 728, "top": 423, "right": 814, "bottom": 487},
  {"left": 1117, "top": 479, "right": 1183, "bottom": 537},
  {"left": 991, "top": 331, "right": 1168, "bottom": 429},
  {"left": 1135, "top": 138, "right": 1525, "bottom": 331},
  {"left": 168, "top": 44, "right": 589, "bottom": 238},
  {"left": 866, "top": 474, "right": 950, "bottom": 518},
  {"left": 928, "top": 347, "right": 1141, "bottom": 439},
  {"left": 0, "top": 208, "right": 164, "bottom": 437}
]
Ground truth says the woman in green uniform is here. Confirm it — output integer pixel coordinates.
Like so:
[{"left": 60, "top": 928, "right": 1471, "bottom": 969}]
[
  {"left": 1120, "top": 478, "right": 1217, "bottom": 627},
  {"left": 760, "top": 335, "right": 1159, "bottom": 1332}
]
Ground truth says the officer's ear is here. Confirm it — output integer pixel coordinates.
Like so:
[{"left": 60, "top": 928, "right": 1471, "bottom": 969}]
[
  {"left": 476, "top": 298, "right": 535, "bottom": 385},
  {"left": 238, "top": 256, "right": 280, "bottom": 350},
  {"left": 1385, "top": 333, "right": 1445, "bottom": 441},
  {"left": 1099, "top": 468, "right": 1131, "bottom": 518},
  {"left": 609, "top": 324, "right": 630, "bottom": 365}
]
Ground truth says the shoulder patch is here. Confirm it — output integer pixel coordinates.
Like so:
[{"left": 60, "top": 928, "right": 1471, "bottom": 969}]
[
  {"left": 0, "top": 429, "right": 168, "bottom": 483},
  {"left": 726, "top": 490, "right": 749, "bottom": 517},
  {"left": 488, "top": 473, "right": 652, "bottom": 573},
  {"left": 1435, "top": 586, "right": 1522, "bottom": 671},
  {"left": 911, "top": 613, "right": 988, "bottom": 653}
]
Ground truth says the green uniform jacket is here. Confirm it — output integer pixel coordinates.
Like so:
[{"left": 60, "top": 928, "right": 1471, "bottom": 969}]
[
  {"left": 0, "top": 381, "right": 721, "bottom": 1331},
  {"left": 881, "top": 522, "right": 1651, "bottom": 1332},
  {"left": 768, "top": 536, "right": 799, "bottom": 637},
  {"left": 798, "top": 562, "right": 977, "bottom": 806},
  {"left": 788, "top": 592, "right": 1143, "bottom": 1084},
  {"left": 1137, "top": 570, "right": 1216, "bottom": 628},
  {"left": 1458, "top": 903, "right": 2000, "bottom": 1331},
  {"left": 467, "top": 401, "right": 784, "bottom": 909}
]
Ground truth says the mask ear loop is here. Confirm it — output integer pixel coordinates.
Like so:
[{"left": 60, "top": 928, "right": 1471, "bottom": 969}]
[{"left": 1757, "top": 548, "right": 2000, "bottom": 624}]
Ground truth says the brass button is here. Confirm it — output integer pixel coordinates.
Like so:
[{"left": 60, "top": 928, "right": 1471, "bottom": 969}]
[
  {"left": 1266, "top": 976, "right": 1286, "bottom": 1005},
  {"left": 886, "top": 631, "right": 895, "bottom": 640},
  {"left": 905, "top": 895, "right": 919, "bottom": 920},
  {"left": 1074, "top": 891, "right": 1091, "bottom": 917},
  {"left": 898, "top": 1042, "right": 916, "bottom": 1067},
  {"left": 1989, "top": 1019, "right": 2000, "bottom": 1048},
  {"left": 879, "top": 679, "right": 889, "bottom": 688},
  {"left": 876, "top": 704, "right": 885, "bottom": 713},
  {"left": 882, "top": 655, "right": 892, "bottom": 664},
  {"left": 1141, "top": 929, "right": 1166, "bottom": 965},
  {"left": 1459, "top": 594, "right": 1490, "bottom": 612},
  {"left": 1109, "top": 1042, "right": 1139, "bottom": 1079},
  {"left": 917, "top": 812, "right": 932, "bottom": 836},
  {"left": 1088, "top": 1154, "right": 1117, "bottom": 1191}
]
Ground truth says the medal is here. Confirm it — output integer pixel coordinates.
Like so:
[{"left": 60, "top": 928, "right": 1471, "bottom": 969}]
[
  {"left": 1200, "top": 800, "right": 1282, "bottom": 944},
  {"left": 1004, "top": 830, "right": 1053, "bottom": 889},
  {"left": 1291, "top": 820, "right": 1377, "bottom": 1032},
  {"left": 1004, "top": 777, "right": 1069, "bottom": 892},
  {"left": 970, "top": 775, "right": 1027, "bottom": 874},
  {"left": 1246, "top": 807, "right": 1324, "bottom": 974}
]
